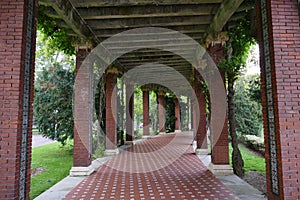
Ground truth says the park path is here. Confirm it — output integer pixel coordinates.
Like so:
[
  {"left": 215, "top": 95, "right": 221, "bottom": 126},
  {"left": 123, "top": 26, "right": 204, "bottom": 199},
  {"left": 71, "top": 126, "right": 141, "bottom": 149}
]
[
  {"left": 32, "top": 134, "right": 55, "bottom": 147},
  {"left": 64, "top": 132, "right": 239, "bottom": 200}
]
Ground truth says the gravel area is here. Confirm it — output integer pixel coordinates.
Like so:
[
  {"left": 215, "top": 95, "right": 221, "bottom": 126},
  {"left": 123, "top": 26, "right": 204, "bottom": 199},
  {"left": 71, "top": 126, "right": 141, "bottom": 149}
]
[{"left": 243, "top": 171, "right": 267, "bottom": 195}]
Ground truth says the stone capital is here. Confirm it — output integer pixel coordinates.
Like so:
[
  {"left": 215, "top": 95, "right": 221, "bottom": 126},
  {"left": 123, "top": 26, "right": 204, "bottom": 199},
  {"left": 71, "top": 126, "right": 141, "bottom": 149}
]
[{"left": 205, "top": 32, "right": 229, "bottom": 48}]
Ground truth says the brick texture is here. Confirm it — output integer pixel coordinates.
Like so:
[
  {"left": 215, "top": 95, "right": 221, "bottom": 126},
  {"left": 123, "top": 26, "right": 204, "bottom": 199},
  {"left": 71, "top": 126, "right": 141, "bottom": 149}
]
[
  {"left": 73, "top": 49, "right": 92, "bottom": 167},
  {"left": 106, "top": 71, "right": 118, "bottom": 150},
  {"left": 208, "top": 44, "right": 229, "bottom": 165},
  {"left": 143, "top": 90, "right": 150, "bottom": 136},
  {"left": 194, "top": 70, "right": 207, "bottom": 149},
  {"left": 158, "top": 92, "right": 166, "bottom": 132},
  {"left": 257, "top": 0, "right": 300, "bottom": 199},
  {"left": 174, "top": 97, "right": 181, "bottom": 130},
  {"left": 0, "top": 0, "right": 37, "bottom": 199}
]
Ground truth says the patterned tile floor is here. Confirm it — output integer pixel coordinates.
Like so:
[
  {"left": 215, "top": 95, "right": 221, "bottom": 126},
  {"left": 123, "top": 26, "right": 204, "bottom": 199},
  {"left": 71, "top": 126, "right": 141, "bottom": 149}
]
[{"left": 64, "top": 132, "right": 239, "bottom": 200}]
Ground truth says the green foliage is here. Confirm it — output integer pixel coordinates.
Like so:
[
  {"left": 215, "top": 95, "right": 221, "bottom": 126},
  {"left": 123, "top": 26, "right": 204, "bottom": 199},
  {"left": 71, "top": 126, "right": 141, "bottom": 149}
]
[
  {"left": 134, "top": 87, "right": 143, "bottom": 131},
  {"left": 220, "top": 16, "right": 255, "bottom": 80},
  {"left": 30, "top": 142, "right": 73, "bottom": 199},
  {"left": 235, "top": 75, "right": 262, "bottom": 136},
  {"left": 164, "top": 94, "right": 175, "bottom": 132},
  {"left": 248, "top": 75, "right": 262, "bottom": 103},
  {"left": 92, "top": 142, "right": 105, "bottom": 159},
  {"left": 37, "top": 10, "right": 75, "bottom": 56},
  {"left": 178, "top": 97, "right": 189, "bottom": 131},
  {"left": 34, "top": 63, "right": 75, "bottom": 145}
]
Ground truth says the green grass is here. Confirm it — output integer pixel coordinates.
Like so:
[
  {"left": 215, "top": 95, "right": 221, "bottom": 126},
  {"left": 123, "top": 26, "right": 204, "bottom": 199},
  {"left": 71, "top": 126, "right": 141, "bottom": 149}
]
[
  {"left": 32, "top": 128, "right": 41, "bottom": 135},
  {"left": 30, "top": 142, "right": 73, "bottom": 199},
  {"left": 229, "top": 144, "right": 266, "bottom": 174}
]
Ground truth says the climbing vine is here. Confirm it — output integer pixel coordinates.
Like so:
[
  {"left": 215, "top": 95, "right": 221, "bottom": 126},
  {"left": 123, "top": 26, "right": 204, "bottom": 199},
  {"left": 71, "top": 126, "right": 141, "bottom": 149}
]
[
  {"left": 219, "top": 14, "right": 256, "bottom": 177},
  {"left": 37, "top": 10, "right": 76, "bottom": 55}
]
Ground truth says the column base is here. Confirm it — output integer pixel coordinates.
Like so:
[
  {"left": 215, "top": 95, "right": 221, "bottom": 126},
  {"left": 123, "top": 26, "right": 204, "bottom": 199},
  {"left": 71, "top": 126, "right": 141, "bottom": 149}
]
[
  {"left": 104, "top": 149, "right": 119, "bottom": 156},
  {"left": 175, "top": 130, "right": 181, "bottom": 133},
  {"left": 69, "top": 165, "right": 94, "bottom": 176},
  {"left": 208, "top": 163, "right": 233, "bottom": 175},
  {"left": 142, "top": 135, "right": 152, "bottom": 139},
  {"left": 125, "top": 141, "right": 135, "bottom": 145},
  {"left": 196, "top": 148, "right": 209, "bottom": 155}
]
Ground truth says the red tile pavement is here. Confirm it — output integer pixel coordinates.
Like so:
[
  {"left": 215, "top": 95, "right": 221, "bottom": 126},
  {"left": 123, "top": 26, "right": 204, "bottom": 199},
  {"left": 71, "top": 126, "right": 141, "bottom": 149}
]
[{"left": 64, "top": 132, "right": 239, "bottom": 200}]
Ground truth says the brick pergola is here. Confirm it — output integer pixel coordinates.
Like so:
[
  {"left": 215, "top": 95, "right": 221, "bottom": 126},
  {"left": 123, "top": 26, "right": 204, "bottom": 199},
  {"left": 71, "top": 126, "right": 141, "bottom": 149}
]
[{"left": 1, "top": 0, "right": 300, "bottom": 199}]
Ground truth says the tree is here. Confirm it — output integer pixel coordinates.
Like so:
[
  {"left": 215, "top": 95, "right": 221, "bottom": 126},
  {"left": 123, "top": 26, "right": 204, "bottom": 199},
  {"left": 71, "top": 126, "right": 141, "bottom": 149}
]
[
  {"left": 219, "top": 16, "right": 255, "bottom": 177},
  {"left": 164, "top": 94, "right": 175, "bottom": 132},
  {"left": 34, "top": 31, "right": 75, "bottom": 145},
  {"left": 248, "top": 74, "right": 262, "bottom": 104},
  {"left": 235, "top": 75, "right": 262, "bottom": 137}
]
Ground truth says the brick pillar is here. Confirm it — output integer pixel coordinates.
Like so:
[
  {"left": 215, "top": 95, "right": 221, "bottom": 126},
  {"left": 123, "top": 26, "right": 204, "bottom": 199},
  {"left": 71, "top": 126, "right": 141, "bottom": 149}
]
[
  {"left": 174, "top": 97, "right": 181, "bottom": 131},
  {"left": 71, "top": 48, "right": 95, "bottom": 176},
  {"left": 143, "top": 89, "right": 150, "bottom": 136},
  {"left": 0, "top": 0, "right": 37, "bottom": 199},
  {"left": 126, "top": 82, "right": 134, "bottom": 143},
  {"left": 73, "top": 49, "right": 92, "bottom": 168},
  {"left": 257, "top": 0, "right": 300, "bottom": 199},
  {"left": 194, "top": 70, "right": 208, "bottom": 152},
  {"left": 208, "top": 44, "right": 229, "bottom": 165},
  {"left": 158, "top": 92, "right": 166, "bottom": 133},
  {"left": 190, "top": 98, "right": 194, "bottom": 131},
  {"left": 105, "top": 70, "right": 119, "bottom": 155}
]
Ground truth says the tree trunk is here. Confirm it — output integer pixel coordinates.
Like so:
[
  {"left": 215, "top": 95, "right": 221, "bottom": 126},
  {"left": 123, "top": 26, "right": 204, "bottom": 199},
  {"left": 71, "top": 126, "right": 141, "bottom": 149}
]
[{"left": 228, "top": 75, "right": 245, "bottom": 177}]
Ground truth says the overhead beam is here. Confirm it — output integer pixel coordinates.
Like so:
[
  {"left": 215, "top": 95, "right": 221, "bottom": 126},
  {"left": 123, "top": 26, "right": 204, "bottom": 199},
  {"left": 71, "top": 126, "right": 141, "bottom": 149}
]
[
  {"left": 71, "top": 0, "right": 223, "bottom": 7},
  {"left": 87, "top": 15, "right": 213, "bottom": 30},
  {"left": 207, "top": 0, "right": 244, "bottom": 34},
  {"left": 93, "top": 25, "right": 207, "bottom": 39},
  {"left": 76, "top": 4, "right": 218, "bottom": 19},
  {"left": 39, "top": 0, "right": 99, "bottom": 43}
]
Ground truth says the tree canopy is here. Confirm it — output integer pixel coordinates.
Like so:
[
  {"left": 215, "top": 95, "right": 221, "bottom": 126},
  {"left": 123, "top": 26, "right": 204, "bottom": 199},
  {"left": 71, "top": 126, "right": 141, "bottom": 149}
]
[
  {"left": 34, "top": 31, "right": 75, "bottom": 145},
  {"left": 37, "top": 11, "right": 76, "bottom": 56}
]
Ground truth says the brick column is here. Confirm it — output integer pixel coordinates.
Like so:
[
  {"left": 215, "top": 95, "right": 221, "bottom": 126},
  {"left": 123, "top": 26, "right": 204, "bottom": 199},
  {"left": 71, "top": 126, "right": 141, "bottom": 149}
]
[
  {"left": 257, "top": 0, "right": 300, "bottom": 199},
  {"left": 105, "top": 69, "right": 119, "bottom": 155},
  {"left": 126, "top": 82, "right": 134, "bottom": 144},
  {"left": 194, "top": 70, "right": 208, "bottom": 154},
  {"left": 142, "top": 89, "right": 150, "bottom": 136},
  {"left": 71, "top": 49, "right": 94, "bottom": 176},
  {"left": 0, "top": 1, "right": 37, "bottom": 199},
  {"left": 174, "top": 97, "right": 181, "bottom": 132},
  {"left": 158, "top": 92, "right": 166, "bottom": 133},
  {"left": 207, "top": 42, "right": 231, "bottom": 174}
]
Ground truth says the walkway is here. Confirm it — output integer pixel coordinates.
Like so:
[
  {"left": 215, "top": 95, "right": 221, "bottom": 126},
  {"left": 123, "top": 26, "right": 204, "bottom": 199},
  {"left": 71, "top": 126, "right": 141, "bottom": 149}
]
[
  {"left": 32, "top": 134, "right": 56, "bottom": 147},
  {"left": 64, "top": 132, "right": 239, "bottom": 200}
]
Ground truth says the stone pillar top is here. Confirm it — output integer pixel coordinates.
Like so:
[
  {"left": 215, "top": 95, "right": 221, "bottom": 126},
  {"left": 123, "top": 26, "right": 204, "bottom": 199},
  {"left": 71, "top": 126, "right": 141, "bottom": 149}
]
[
  {"left": 204, "top": 32, "right": 228, "bottom": 48},
  {"left": 106, "top": 67, "right": 119, "bottom": 74},
  {"left": 74, "top": 38, "right": 93, "bottom": 51}
]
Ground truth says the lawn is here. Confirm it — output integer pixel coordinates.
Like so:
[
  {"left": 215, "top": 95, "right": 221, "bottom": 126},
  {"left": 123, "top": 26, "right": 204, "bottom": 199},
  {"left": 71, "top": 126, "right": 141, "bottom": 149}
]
[
  {"left": 30, "top": 142, "right": 73, "bottom": 199},
  {"left": 229, "top": 144, "right": 266, "bottom": 174},
  {"left": 32, "top": 128, "right": 40, "bottom": 135}
]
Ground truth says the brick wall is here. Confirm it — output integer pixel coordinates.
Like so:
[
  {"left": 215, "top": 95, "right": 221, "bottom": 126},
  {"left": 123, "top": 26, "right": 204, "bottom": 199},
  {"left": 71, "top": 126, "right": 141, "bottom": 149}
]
[
  {"left": 158, "top": 92, "right": 165, "bottom": 133},
  {"left": 106, "top": 71, "right": 118, "bottom": 150},
  {"left": 174, "top": 97, "right": 181, "bottom": 130},
  {"left": 194, "top": 70, "right": 207, "bottom": 149},
  {"left": 257, "top": 0, "right": 300, "bottom": 199},
  {"left": 73, "top": 49, "right": 92, "bottom": 167},
  {"left": 143, "top": 90, "right": 150, "bottom": 135},
  {"left": 0, "top": 0, "right": 36, "bottom": 199},
  {"left": 208, "top": 44, "right": 229, "bottom": 165}
]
